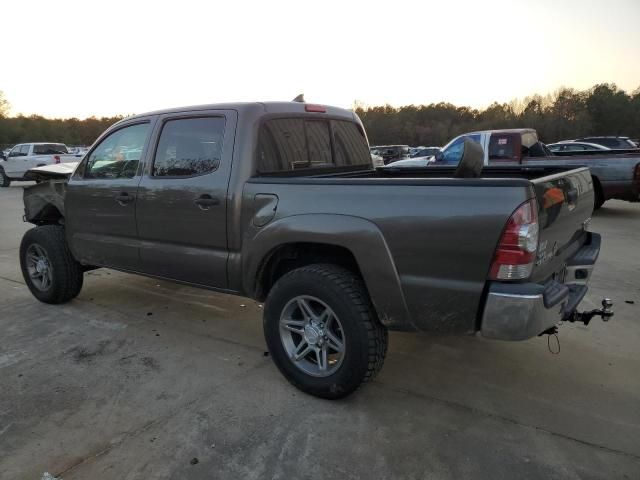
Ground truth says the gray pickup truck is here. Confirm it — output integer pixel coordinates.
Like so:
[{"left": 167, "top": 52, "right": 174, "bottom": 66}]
[
  {"left": 19, "top": 102, "right": 612, "bottom": 399},
  {"left": 429, "top": 129, "right": 640, "bottom": 209}
]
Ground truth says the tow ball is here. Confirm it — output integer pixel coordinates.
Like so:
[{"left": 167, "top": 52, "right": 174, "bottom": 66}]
[{"left": 566, "top": 298, "right": 614, "bottom": 326}]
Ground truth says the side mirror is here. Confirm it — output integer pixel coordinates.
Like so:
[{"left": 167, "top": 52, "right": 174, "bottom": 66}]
[
  {"left": 434, "top": 151, "right": 444, "bottom": 162},
  {"left": 0, "top": 154, "right": 6, "bottom": 161}
]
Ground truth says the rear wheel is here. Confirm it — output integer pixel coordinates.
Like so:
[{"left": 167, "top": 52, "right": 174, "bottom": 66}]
[
  {"left": 20, "top": 225, "right": 84, "bottom": 304},
  {"left": 0, "top": 167, "right": 10, "bottom": 187},
  {"left": 593, "top": 177, "right": 605, "bottom": 210},
  {"left": 263, "top": 264, "right": 388, "bottom": 399}
]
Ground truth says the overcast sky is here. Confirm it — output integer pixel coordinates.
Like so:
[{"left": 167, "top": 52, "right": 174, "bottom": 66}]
[{"left": 2, "top": 0, "right": 639, "bottom": 118}]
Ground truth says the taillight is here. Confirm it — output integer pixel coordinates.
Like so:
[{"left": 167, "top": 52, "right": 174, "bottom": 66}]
[
  {"left": 54, "top": 155, "right": 61, "bottom": 164},
  {"left": 489, "top": 199, "right": 539, "bottom": 280},
  {"left": 304, "top": 104, "right": 326, "bottom": 113}
]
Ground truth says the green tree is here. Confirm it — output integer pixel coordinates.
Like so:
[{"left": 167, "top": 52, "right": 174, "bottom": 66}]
[
  {"left": 356, "top": 84, "right": 640, "bottom": 146},
  {"left": 0, "top": 91, "right": 10, "bottom": 117},
  {"left": 585, "top": 84, "right": 632, "bottom": 135}
]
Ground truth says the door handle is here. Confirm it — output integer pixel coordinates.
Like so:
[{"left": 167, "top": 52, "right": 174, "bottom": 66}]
[
  {"left": 194, "top": 194, "right": 220, "bottom": 210},
  {"left": 115, "top": 192, "right": 134, "bottom": 205}
]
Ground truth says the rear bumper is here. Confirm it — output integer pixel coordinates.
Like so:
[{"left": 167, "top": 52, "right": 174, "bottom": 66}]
[{"left": 481, "top": 233, "right": 600, "bottom": 341}]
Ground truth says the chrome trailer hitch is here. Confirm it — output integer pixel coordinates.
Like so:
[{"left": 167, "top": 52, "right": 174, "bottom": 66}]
[{"left": 566, "top": 298, "right": 614, "bottom": 326}]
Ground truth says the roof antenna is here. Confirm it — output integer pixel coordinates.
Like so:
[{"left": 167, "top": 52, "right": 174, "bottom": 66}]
[{"left": 292, "top": 94, "right": 305, "bottom": 103}]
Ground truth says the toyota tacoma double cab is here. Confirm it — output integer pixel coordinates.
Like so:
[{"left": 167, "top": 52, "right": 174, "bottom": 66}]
[{"left": 19, "top": 101, "right": 612, "bottom": 399}]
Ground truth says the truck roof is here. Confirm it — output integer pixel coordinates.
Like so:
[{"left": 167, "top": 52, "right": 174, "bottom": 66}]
[
  {"left": 118, "top": 101, "right": 357, "bottom": 125},
  {"left": 466, "top": 128, "right": 537, "bottom": 135},
  {"left": 15, "top": 142, "right": 67, "bottom": 146}
]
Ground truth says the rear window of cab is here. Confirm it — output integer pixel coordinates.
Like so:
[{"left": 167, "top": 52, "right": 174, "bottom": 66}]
[{"left": 256, "top": 118, "right": 371, "bottom": 174}]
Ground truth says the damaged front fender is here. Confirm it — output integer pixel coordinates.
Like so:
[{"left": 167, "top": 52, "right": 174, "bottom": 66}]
[
  {"left": 22, "top": 162, "right": 77, "bottom": 224},
  {"left": 23, "top": 180, "right": 68, "bottom": 225}
]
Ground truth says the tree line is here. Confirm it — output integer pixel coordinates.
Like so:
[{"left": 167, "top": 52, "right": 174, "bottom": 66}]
[
  {"left": 356, "top": 83, "right": 640, "bottom": 147},
  {"left": 0, "top": 90, "right": 122, "bottom": 147},
  {"left": 0, "top": 114, "right": 123, "bottom": 148},
  {"left": 1, "top": 83, "right": 639, "bottom": 149}
]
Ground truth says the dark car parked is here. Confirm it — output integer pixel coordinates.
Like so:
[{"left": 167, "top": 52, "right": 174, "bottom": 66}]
[
  {"left": 576, "top": 136, "right": 638, "bottom": 149},
  {"left": 548, "top": 142, "right": 611, "bottom": 153}
]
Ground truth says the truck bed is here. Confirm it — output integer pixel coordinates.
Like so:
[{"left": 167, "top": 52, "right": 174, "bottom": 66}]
[
  {"left": 255, "top": 165, "right": 581, "bottom": 183},
  {"left": 361, "top": 164, "right": 580, "bottom": 181},
  {"left": 246, "top": 164, "right": 594, "bottom": 333}
]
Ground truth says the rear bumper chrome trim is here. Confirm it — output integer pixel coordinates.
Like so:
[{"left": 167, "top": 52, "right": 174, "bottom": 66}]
[
  {"left": 481, "top": 232, "right": 601, "bottom": 341},
  {"left": 481, "top": 289, "right": 567, "bottom": 341}
]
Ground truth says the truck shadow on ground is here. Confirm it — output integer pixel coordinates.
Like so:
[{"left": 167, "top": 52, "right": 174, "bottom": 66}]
[{"left": 593, "top": 202, "right": 640, "bottom": 218}]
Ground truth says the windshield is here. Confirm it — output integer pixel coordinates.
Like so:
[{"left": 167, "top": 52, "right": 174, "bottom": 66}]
[
  {"left": 440, "top": 135, "right": 482, "bottom": 164},
  {"left": 411, "top": 147, "right": 440, "bottom": 158}
]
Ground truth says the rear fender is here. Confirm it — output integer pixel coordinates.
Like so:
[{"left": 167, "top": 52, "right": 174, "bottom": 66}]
[{"left": 244, "top": 214, "right": 414, "bottom": 330}]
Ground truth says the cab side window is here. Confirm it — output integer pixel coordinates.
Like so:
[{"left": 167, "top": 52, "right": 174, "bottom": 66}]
[{"left": 85, "top": 123, "right": 150, "bottom": 179}]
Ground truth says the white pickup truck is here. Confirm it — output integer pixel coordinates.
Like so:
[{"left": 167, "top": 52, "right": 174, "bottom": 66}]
[{"left": 0, "top": 143, "right": 82, "bottom": 187}]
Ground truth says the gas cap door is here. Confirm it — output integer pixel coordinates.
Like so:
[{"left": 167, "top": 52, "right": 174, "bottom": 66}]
[{"left": 253, "top": 194, "right": 279, "bottom": 227}]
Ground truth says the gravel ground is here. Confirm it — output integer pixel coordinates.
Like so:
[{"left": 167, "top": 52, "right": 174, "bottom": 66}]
[{"left": 1, "top": 183, "right": 639, "bottom": 479}]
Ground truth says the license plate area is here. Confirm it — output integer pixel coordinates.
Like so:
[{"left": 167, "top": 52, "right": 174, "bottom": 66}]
[{"left": 552, "top": 264, "right": 568, "bottom": 284}]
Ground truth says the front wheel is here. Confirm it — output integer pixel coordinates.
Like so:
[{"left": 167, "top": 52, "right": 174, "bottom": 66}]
[
  {"left": 20, "top": 225, "right": 84, "bottom": 304},
  {"left": 263, "top": 264, "right": 388, "bottom": 399},
  {"left": 0, "top": 167, "right": 10, "bottom": 187}
]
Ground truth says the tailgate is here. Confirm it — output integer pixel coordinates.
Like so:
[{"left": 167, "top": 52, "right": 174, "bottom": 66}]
[{"left": 529, "top": 167, "right": 594, "bottom": 283}]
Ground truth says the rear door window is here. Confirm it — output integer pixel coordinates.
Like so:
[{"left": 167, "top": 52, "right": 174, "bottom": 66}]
[
  {"left": 153, "top": 117, "right": 225, "bottom": 177},
  {"left": 33, "top": 144, "right": 68, "bottom": 155},
  {"left": 567, "top": 144, "right": 587, "bottom": 151},
  {"left": 599, "top": 139, "right": 618, "bottom": 148},
  {"left": 585, "top": 138, "right": 618, "bottom": 148}
]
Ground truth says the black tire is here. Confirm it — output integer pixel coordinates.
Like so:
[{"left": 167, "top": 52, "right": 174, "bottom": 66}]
[
  {"left": 264, "top": 264, "right": 388, "bottom": 399},
  {"left": 20, "top": 225, "right": 84, "bottom": 304},
  {"left": 593, "top": 178, "right": 605, "bottom": 210},
  {"left": 0, "top": 167, "right": 10, "bottom": 187}
]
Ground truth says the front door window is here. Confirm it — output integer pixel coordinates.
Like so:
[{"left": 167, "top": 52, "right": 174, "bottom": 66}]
[{"left": 85, "top": 123, "right": 150, "bottom": 179}]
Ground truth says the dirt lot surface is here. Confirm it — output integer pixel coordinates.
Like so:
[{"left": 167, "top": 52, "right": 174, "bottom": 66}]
[{"left": 1, "top": 183, "right": 639, "bottom": 479}]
